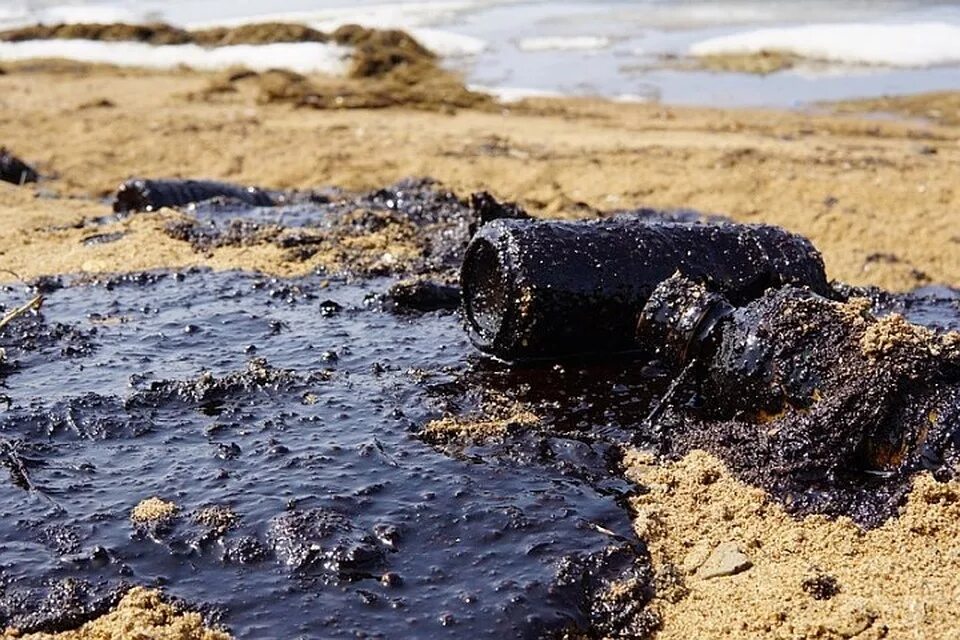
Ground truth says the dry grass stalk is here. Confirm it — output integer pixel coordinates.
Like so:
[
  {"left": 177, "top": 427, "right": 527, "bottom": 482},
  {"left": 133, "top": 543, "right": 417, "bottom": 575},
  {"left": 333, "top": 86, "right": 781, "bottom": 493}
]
[{"left": 0, "top": 294, "right": 43, "bottom": 331}]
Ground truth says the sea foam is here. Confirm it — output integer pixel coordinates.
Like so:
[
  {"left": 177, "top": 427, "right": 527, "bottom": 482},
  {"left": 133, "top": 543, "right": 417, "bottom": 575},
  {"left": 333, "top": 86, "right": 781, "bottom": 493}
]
[
  {"left": 0, "top": 40, "right": 350, "bottom": 75},
  {"left": 517, "top": 36, "right": 611, "bottom": 52},
  {"left": 690, "top": 22, "right": 960, "bottom": 68},
  {"left": 467, "top": 84, "right": 564, "bottom": 102},
  {"left": 0, "top": 3, "right": 142, "bottom": 28},
  {"left": 184, "top": 1, "right": 491, "bottom": 30},
  {"left": 0, "top": 6, "right": 26, "bottom": 26},
  {"left": 409, "top": 28, "right": 487, "bottom": 56}
]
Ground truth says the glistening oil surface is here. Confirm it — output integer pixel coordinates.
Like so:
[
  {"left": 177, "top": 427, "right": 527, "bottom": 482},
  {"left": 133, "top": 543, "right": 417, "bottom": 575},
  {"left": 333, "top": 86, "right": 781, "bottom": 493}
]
[
  {"left": 0, "top": 270, "right": 641, "bottom": 639},
  {"left": 2, "top": 178, "right": 959, "bottom": 637}
]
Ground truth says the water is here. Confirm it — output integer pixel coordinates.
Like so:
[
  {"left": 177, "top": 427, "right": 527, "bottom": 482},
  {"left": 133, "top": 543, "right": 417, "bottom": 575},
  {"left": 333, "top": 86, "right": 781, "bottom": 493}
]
[{"left": 1, "top": 0, "right": 959, "bottom": 107}]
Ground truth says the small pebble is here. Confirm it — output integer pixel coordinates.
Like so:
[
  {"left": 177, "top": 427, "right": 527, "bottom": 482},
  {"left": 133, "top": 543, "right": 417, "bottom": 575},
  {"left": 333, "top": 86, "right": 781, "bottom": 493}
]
[{"left": 697, "top": 541, "right": 752, "bottom": 579}]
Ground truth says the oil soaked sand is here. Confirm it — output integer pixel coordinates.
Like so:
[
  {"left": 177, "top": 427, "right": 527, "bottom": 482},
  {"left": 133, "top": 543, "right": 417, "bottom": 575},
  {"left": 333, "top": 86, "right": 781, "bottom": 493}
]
[
  {"left": 0, "top": 66, "right": 958, "bottom": 290},
  {"left": 1, "top": 63, "right": 960, "bottom": 638},
  {"left": 626, "top": 451, "right": 960, "bottom": 640},
  {"left": 3, "top": 588, "right": 228, "bottom": 640}
]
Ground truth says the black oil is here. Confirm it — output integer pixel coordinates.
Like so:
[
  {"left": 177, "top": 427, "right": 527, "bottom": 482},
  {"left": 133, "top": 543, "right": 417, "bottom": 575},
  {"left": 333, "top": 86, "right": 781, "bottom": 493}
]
[
  {"left": 0, "top": 147, "right": 38, "bottom": 186},
  {"left": 635, "top": 276, "right": 960, "bottom": 525},
  {"left": 460, "top": 216, "right": 831, "bottom": 361},
  {"left": 113, "top": 179, "right": 277, "bottom": 213},
  {"left": 0, "top": 269, "right": 646, "bottom": 639},
  {"left": 4, "top": 180, "right": 959, "bottom": 636},
  {"left": 162, "top": 178, "right": 473, "bottom": 278},
  {"left": 453, "top": 282, "right": 959, "bottom": 528}
]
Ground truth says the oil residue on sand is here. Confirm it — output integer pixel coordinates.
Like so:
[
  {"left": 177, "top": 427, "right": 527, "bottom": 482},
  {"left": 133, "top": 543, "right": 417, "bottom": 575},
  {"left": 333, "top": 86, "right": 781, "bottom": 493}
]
[{"left": 2, "top": 181, "right": 959, "bottom": 638}]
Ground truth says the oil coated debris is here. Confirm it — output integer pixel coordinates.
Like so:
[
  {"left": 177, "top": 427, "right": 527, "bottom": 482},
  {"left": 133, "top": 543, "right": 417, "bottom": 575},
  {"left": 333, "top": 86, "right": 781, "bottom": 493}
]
[
  {"left": 460, "top": 216, "right": 830, "bottom": 361},
  {"left": 0, "top": 147, "right": 38, "bottom": 186},
  {"left": 113, "top": 178, "right": 277, "bottom": 213}
]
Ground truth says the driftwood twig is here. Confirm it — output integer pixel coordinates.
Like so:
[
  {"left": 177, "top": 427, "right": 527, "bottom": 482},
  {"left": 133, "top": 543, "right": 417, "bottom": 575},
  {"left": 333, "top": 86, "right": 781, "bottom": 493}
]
[{"left": 0, "top": 294, "right": 43, "bottom": 331}]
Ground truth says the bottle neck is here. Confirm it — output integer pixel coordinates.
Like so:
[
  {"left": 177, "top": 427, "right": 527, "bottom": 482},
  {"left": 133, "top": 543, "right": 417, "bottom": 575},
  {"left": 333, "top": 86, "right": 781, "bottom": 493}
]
[{"left": 635, "top": 275, "right": 733, "bottom": 373}]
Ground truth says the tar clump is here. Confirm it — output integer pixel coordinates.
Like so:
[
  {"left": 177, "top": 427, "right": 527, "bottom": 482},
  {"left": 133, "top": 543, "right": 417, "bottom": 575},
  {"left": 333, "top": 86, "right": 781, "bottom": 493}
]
[
  {"left": 386, "top": 278, "right": 461, "bottom": 313},
  {"left": 2, "top": 586, "right": 229, "bottom": 640},
  {"left": 128, "top": 357, "right": 320, "bottom": 411},
  {"left": 0, "top": 579, "right": 128, "bottom": 636},
  {"left": 0, "top": 147, "right": 38, "bottom": 186},
  {"left": 267, "top": 508, "right": 386, "bottom": 578},
  {"left": 551, "top": 545, "right": 660, "bottom": 639},
  {"left": 635, "top": 275, "right": 960, "bottom": 523},
  {"left": 801, "top": 574, "right": 840, "bottom": 601},
  {"left": 114, "top": 178, "right": 277, "bottom": 213}
]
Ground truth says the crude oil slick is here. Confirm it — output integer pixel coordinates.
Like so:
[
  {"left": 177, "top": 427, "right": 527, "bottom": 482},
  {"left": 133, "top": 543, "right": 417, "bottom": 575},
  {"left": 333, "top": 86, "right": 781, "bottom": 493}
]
[
  {"left": 0, "top": 179, "right": 958, "bottom": 638},
  {"left": 113, "top": 179, "right": 278, "bottom": 213},
  {"left": 0, "top": 269, "right": 646, "bottom": 638}
]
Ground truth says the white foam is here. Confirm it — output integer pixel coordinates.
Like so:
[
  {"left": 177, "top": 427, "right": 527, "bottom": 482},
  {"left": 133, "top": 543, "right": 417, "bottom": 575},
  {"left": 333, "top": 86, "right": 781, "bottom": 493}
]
[
  {"left": 0, "top": 39, "right": 350, "bottom": 75},
  {"left": 185, "top": 1, "right": 494, "bottom": 31},
  {"left": 690, "top": 22, "right": 960, "bottom": 68},
  {"left": 0, "top": 6, "right": 27, "bottom": 24},
  {"left": 517, "top": 36, "right": 610, "bottom": 52},
  {"left": 608, "top": 1, "right": 924, "bottom": 30},
  {"left": 409, "top": 28, "right": 487, "bottom": 56},
  {"left": 473, "top": 86, "right": 650, "bottom": 103},
  {"left": 1, "top": 3, "right": 145, "bottom": 28},
  {"left": 612, "top": 93, "right": 652, "bottom": 104},
  {"left": 468, "top": 84, "right": 563, "bottom": 102}
]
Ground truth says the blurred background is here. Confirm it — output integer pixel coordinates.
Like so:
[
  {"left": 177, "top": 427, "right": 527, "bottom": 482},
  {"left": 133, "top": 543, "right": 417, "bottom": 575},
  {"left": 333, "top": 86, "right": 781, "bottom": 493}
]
[{"left": 1, "top": 0, "right": 959, "bottom": 107}]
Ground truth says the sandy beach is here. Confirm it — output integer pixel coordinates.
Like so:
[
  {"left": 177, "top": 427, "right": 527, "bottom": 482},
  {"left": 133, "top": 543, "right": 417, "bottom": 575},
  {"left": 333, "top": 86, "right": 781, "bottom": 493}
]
[
  {"left": 1, "top": 62, "right": 958, "bottom": 291},
  {"left": 1, "top": 25, "right": 960, "bottom": 639}
]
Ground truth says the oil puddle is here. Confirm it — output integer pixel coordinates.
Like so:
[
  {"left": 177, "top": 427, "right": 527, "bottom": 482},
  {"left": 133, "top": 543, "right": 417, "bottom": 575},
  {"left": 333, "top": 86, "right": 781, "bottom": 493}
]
[
  {"left": 446, "top": 280, "right": 960, "bottom": 529},
  {"left": 3, "top": 181, "right": 958, "bottom": 636},
  {"left": 0, "top": 269, "right": 646, "bottom": 639},
  {"left": 838, "top": 283, "right": 960, "bottom": 333}
]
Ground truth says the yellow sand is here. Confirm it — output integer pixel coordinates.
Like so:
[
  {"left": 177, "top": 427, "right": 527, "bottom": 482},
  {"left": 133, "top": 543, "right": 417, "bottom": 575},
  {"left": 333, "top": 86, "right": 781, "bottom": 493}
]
[
  {"left": 421, "top": 408, "right": 540, "bottom": 444},
  {"left": 130, "top": 497, "right": 179, "bottom": 523},
  {"left": 0, "top": 67, "right": 957, "bottom": 290},
  {"left": 4, "top": 588, "right": 229, "bottom": 640},
  {"left": 626, "top": 450, "right": 960, "bottom": 639}
]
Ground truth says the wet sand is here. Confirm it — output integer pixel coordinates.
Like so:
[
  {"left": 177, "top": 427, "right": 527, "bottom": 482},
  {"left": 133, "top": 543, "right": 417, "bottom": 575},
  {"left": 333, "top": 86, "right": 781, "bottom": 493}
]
[
  {"left": 831, "top": 91, "right": 960, "bottom": 128},
  {"left": 1, "top": 60, "right": 960, "bottom": 639}
]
